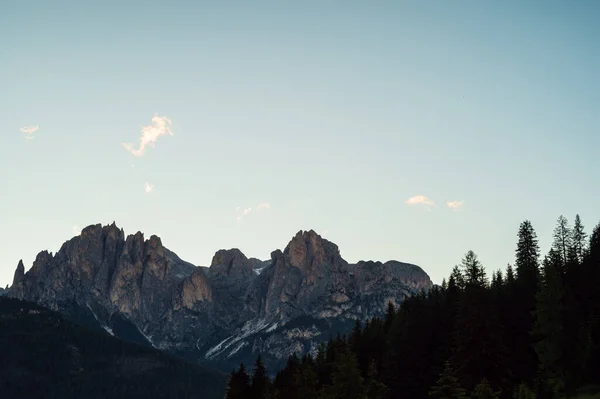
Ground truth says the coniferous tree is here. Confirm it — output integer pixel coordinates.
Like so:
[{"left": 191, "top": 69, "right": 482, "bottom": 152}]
[
  {"left": 226, "top": 363, "right": 250, "bottom": 399},
  {"left": 365, "top": 360, "right": 387, "bottom": 399},
  {"left": 326, "top": 349, "right": 365, "bottom": 399},
  {"left": 513, "top": 383, "right": 536, "bottom": 399},
  {"left": 428, "top": 361, "right": 467, "bottom": 399},
  {"left": 250, "top": 355, "right": 271, "bottom": 399},
  {"left": 461, "top": 250, "right": 487, "bottom": 287},
  {"left": 572, "top": 215, "right": 588, "bottom": 264},
  {"left": 552, "top": 216, "right": 572, "bottom": 266},
  {"left": 511, "top": 220, "right": 541, "bottom": 384},
  {"left": 294, "top": 366, "right": 319, "bottom": 399},
  {"left": 532, "top": 249, "right": 565, "bottom": 397},
  {"left": 472, "top": 378, "right": 500, "bottom": 399}
]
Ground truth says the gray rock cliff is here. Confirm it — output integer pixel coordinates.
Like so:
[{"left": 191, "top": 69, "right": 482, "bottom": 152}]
[{"left": 9, "top": 223, "right": 433, "bottom": 371}]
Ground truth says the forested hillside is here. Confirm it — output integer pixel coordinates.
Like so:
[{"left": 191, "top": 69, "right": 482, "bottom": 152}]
[
  {"left": 0, "top": 297, "right": 228, "bottom": 399},
  {"left": 225, "top": 215, "right": 600, "bottom": 399}
]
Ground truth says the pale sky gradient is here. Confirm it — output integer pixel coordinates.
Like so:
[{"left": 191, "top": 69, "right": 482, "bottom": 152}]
[{"left": 1, "top": 1, "right": 599, "bottom": 287}]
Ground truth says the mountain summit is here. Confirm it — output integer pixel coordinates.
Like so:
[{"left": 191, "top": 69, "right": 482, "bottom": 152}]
[{"left": 9, "top": 223, "right": 432, "bottom": 370}]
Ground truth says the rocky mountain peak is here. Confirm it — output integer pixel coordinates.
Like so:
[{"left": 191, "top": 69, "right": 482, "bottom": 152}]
[
  {"left": 284, "top": 230, "right": 341, "bottom": 270},
  {"left": 12, "top": 260, "right": 25, "bottom": 287},
  {"left": 210, "top": 249, "right": 252, "bottom": 277}
]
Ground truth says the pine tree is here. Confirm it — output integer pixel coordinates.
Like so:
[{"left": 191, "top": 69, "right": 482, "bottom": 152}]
[
  {"left": 428, "top": 361, "right": 467, "bottom": 399},
  {"left": 452, "top": 251, "right": 507, "bottom": 391},
  {"left": 250, "top": 355, "right": 271, "bottom": 399},
  {"left": 460, "top": 251, "right": 487, "bottom": 288},
  {"left": 226, "top": 363, "right": 250, "bottom": 399},
  {"left": 472, "top": 378, "right": 500, "bottom": 399},
  {"left": 511, "top": 220, "right": 541, "bottom": 384},
  {"left": 326, "top": 349, "right": 365, "bottom": 399},
  {"left": 365, "top": 360, "right": 387, "bottom": 399},
  {"left": 506, "top": 264, "right": 516, "bottom": 285},
  {"left": 532, "top": 249, "right": 565, "bottom": 397},
  {"left": 552, "top": 216, "right": 572, "bottom": 266},
  {"left": 572, "top": 215, "right": 588, "bottom": 264},
  {"left": 294, "top": 366, "right": 319, "bottom": 399},
  {"left": 515, "top": 220, "right": 540, "bottom": 285},
  {"left": 513, "top": 383, "right": 536, "bottom": 399}
]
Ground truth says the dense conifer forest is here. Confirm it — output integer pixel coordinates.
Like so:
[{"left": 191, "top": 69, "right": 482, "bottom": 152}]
[
  {"left": 225, "top": 215, "right": 600, "bottom": 399},
  {"left": 0, "top": 297, "right": 227, "bottom": 399}
]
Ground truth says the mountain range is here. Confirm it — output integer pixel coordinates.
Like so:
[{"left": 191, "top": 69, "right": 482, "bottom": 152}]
[{"left": 7, "top": 223, "right": 432, "bottom": 371}]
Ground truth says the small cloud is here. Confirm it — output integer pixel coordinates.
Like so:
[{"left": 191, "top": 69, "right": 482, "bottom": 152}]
[
  {"left": 20, "top": 125, "right": 39, "bottom": 139},
  {"left": 236, "top": 202, "right": 271, "bottom": 221},
  {"left": 405, "top": 195, "right": 435, "bottom": 207},
  {"left": 122, "top": 115, "right": 173, "bottom": 157},
  {"left": 72, "top": 225, "right": 80, "bottom": 235},
  {"left": 20, "top": 125, "right": 40, "bottom": 134},
  {"left": 145, "top": 183, "right": 154, "bottom": 194},
  {"left": 257, "top": 202, "right": 271, "bottom": 211},
  {"left": 446, "top": 200, "right": 464, "bottom": 210}
]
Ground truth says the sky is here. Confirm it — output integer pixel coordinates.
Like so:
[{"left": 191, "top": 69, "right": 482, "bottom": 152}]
[{"left": 1, "top": 1, "right": 599, "bottom": 287}]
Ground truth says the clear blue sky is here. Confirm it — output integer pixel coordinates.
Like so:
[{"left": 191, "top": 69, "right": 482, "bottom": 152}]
[{"left": 1, "top": 1, "right": 599, "bottom": 287}]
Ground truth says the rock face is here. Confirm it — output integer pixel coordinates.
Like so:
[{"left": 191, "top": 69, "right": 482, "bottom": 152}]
[{"left": 9, "top": 224, "right": 433, "bottom": 371}]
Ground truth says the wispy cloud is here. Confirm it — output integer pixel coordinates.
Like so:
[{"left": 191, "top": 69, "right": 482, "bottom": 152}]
[
  {"left": 236, "top": 202, "right": 271, "bottom": 221},
  {"left": 405, "top": 195, "right": 435, "bottom": 207},
  {"left": 446, "top": 200, "right": 464, "bottom": 211},
  {"left": 122, "top": 115, "right": 173, "bottom": 157},
  {"left": 72, "top": 225, "right": 80, "bottom": 235},
  {"left": 20, "top": 125, "right": 39, "bottom": 139},
  {"left": 145, "top": 183, "right": 154, "bottom": 194}
]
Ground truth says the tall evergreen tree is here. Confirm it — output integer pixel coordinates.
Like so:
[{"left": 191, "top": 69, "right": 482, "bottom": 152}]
[
  {"left": 532, "top": 249, "right": 565, "bottom": 397},
  {"left": 510, "top": 220, "right": 541, "bottom": 384},
  {"left": 250, "top": 355, "right": 271, "bottom": 399},
  {"left": 552, "top": 216, "right": 572, "bottom": 266},
  {"left": 428, "top": 361, "right": 467, "bottom": 399},
  {"left": 472, "top": 378, "right": 500, "bottom": 399},
  {"left": 572, "top": 215, "right": 588, "bottom": 264},
  {"left": 226, "top": 363, "right": 250, "bottom": 399},
  {"left": 515, "top": 220, "right": 541, "bottom": 284},
  {"left": 460, "top": 250, "right": 487, "bottom": 288}
]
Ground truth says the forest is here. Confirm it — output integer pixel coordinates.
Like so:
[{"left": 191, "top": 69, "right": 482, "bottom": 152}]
[{"left": 225, "top": 215, "right": 600, "bottom": 399}]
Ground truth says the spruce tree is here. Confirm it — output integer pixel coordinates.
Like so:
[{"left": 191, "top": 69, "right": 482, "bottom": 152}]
[
  {"left": 250, "top": 355, "right": 271, "bottom": 399},
  {"left": 513, "top": 383, "right": 536, "bottom": 399},
  {"left": 226, "top": 363, "right": 250, "bottom": 399},
  {"left": 552, "top": 216, "right": 572, "bottom": 266},
  {"left": 365, "top": 360, "right": 387, "bottom": 399},
  {"left": 572, "top": 215, "right": 588, "bottom": 264},
  {"left": 460, "top": 250, "right": 487, "bottom": 288},
  {"left": 428, "top": 361, "right": 467, "bottom": 399},
  {"left": 472, "top": 378, "right": 500, "bottom": 399},
  {"left": 532, "top": 249, "right": 565, "bottom": 397}
]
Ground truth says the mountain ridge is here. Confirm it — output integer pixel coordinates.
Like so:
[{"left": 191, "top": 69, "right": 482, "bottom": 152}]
[{"left": 8, "top": 222, "right": 432, "bottom": 371}]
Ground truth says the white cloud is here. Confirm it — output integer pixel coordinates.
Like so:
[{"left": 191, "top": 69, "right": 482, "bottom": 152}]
[
  {"left": 72, "top": 225, "right": 80, "bottom": 235},
  {"left": 145, "top": 183, "right": 154, "bottom": 194},
  {"left": 235, "top": 202, "right": 271, "bottom": 221},
  {"left": 405, "top": 195, "right": 435, "bottom": 207},
  {"left": 257, "top": 202, "right": 271, "bottom": 210},
  {"left": 20, "top": 125, "right": 39, "bottom": 139},
  {"left": 20, "top": 125, "right": 39, "bottom": 134},
  {"left": 122, "top": 115, "right": 173, "bottom": 157},
  {"left": 446, "top": 200, "right": 464, "bottom": 210}
]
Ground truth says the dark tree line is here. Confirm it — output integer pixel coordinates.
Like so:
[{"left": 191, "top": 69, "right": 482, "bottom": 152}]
[{"left": 226, "top": 214, "right": 600, "bottom": 399}]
